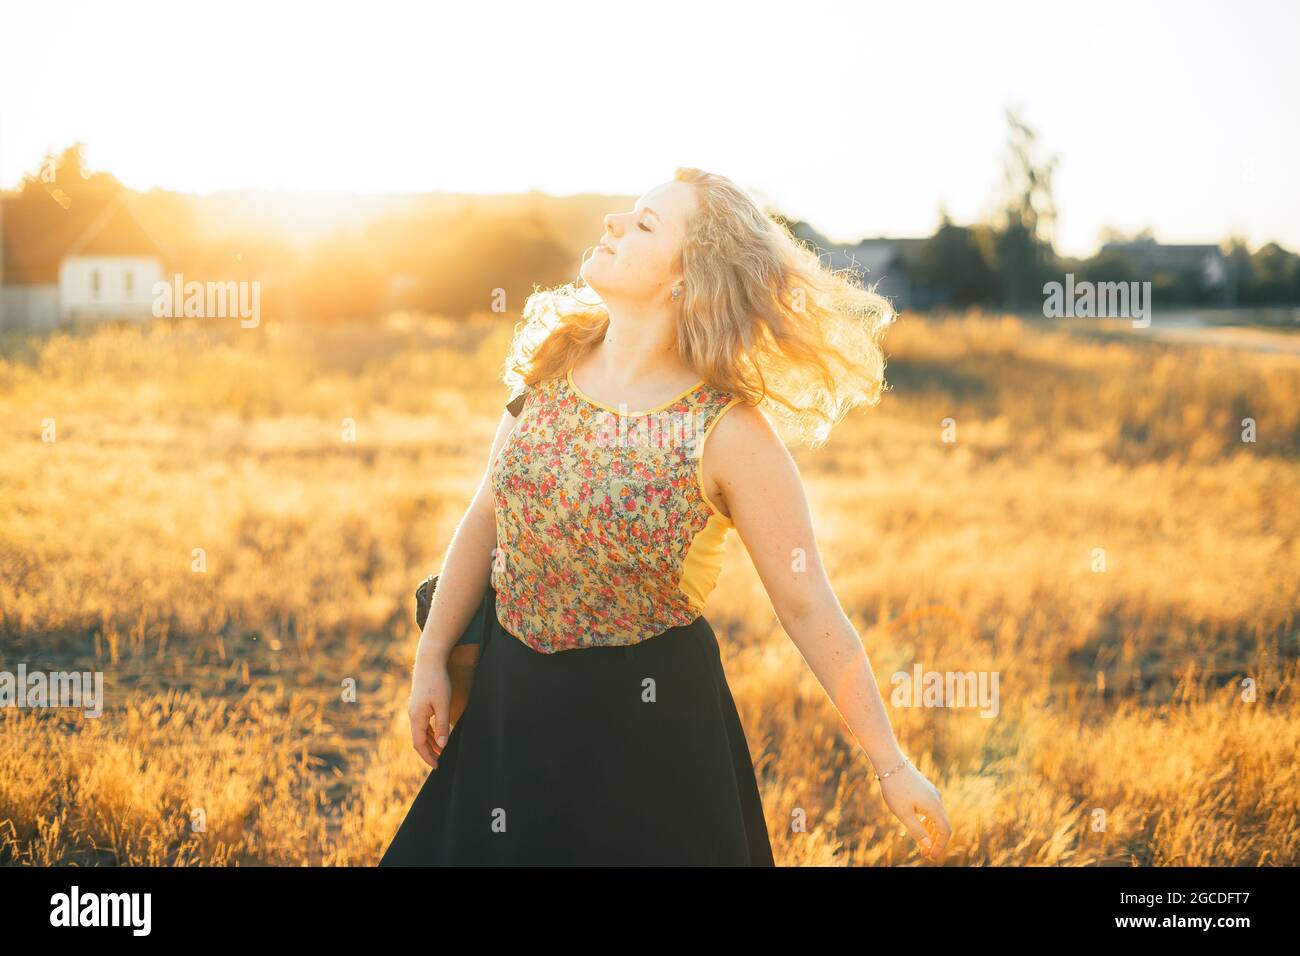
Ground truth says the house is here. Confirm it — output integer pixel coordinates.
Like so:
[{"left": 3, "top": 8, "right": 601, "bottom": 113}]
[
  {"left": 1099, "top": 237, "right": 1228, "bottom": 301},
  {"left": 0, "top": 192, "right": 167, "bottom": 331},
  {"left": 790, "top": 222, "right": 934, "bottom": 312}
]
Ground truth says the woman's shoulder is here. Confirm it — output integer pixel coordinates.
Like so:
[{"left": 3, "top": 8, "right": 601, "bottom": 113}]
[
  {"left": 504, "top": 376, "right": 563, "bottom": 418},
  {"left": 702, "top": 391, "right": 775, "bottom": 448},
  {"left": 693, "top": 381, "right": 749, "bottom": 418},
  {"left": 688, "top": 379, "right": 738, "bottom": 408}
]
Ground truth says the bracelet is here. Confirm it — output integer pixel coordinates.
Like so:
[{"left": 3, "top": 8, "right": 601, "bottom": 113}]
[{"left": 873, "top": 756, "right": 909, "bottom": 781}]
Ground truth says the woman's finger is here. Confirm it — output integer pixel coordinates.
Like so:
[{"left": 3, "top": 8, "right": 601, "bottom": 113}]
[
  {"left": 898, "top": 811, "right": 933, "bottom": 858},
  {"left": 933, "top": 807, "right": 953, "bottom": 858},
  {"left": 920, "top": 800, "right": 953, "bottom": 859},
  {"left": 428, "top": 723, "right": 445, "bottom": 759},
  {"left": 408, "top": 699, "right": 438, "bottom": 768}
]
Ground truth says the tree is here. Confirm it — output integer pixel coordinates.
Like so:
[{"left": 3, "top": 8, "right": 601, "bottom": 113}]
[
  {"left": 1077, "top": 247, "right": 1139, "bottom": 287},
  {"left": 18, "top": 142, "right": 122, "bottom": 206},
  {"left": 916, "top": 212, "right": 998, "bottom": 307},
  {"left": 990, "top": 109, "right": 1059, "bottom": 311},
  {"left": 1223, "top": 237, "right": 1254, "bottom": 307},
  {"left": 1249, "top": 242, "right": 1300, "bottom": 305}
]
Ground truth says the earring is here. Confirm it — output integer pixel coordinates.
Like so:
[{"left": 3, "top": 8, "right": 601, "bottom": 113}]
[{"left": 671, "top": 287, "right": 682, "bottom": 299}]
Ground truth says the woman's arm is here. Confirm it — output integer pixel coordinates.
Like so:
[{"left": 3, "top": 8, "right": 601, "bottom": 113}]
[
  {"left": 703, "top": 402, "right": 952, "bottom": 861},
  {"left": 407, "top": 406, "right": 520, "bottom": 767},
  {"left": 417, "top": 407, "right": 519, "bottom": 657}
]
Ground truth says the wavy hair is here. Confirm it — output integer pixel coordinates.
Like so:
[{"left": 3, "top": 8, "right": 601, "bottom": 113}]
[{"left": 501, "top": 167, "right": 895, "bottom": 446}]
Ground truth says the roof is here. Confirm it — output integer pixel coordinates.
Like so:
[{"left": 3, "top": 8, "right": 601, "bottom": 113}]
[
  {"left": 1100, "top": 237, "right": 1225, "bottom": 270},
  {"left": 790, "top": 222, "right": 927, "bottom": 277},
  {"left": 851, "top": 236, "right": 927, "bottom": 267},
  {"left": 2, "top": 192, "right": 166, "bottom": 285}
]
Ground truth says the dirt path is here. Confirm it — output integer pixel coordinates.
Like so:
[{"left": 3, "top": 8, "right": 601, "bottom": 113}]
[{"left": 1057, "top": 313, "right": 1300, "bottom": 356}]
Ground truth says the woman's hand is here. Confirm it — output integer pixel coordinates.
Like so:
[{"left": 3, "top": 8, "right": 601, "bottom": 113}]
[
  {"left": 879, "top": 761, "right": 952, "bottom": 862},
  {"left": 407, "top": 658, "right": 453, "bottom": 770}
]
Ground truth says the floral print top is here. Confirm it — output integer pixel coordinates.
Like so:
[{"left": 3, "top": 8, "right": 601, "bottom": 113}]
[{"left": 490, "top": 369, "right": 744, "bottom": 653}]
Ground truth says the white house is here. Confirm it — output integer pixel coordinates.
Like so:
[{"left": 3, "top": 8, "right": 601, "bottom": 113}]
[{"left": 0, "top": 192, "right": 166, "bottom": 331}]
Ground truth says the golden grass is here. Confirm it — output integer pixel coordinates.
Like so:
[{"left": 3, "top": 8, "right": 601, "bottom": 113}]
[{"left": 1, "top": 310, "right": 1296, "bottom": 866}]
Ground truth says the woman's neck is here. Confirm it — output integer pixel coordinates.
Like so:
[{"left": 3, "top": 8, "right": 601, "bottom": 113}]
[{"left": 585, "top": 304, "right": 694, "bottom": 390}]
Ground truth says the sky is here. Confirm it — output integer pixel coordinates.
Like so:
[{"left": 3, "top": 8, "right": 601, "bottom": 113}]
[{"left": 1, "top": 0, "right": 1296, "bottom": 258}]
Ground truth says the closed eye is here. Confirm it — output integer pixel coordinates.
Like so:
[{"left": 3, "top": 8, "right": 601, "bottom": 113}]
[{"left": 638, "top": 222, "right": 651, "bottom": 232}]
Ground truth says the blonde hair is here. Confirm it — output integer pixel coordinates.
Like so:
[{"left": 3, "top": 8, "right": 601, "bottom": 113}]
[{"left": 502, "top": 167, "right": 895, "bottom": 446}]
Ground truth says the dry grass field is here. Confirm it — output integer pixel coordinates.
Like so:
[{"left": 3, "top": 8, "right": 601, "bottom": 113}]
[{"left": 1, "top": 310, "right": 1297, "bottom": 866}]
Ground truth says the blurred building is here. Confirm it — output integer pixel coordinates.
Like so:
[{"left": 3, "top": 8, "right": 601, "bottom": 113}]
[
  {"left": 1099, "top": 236, "right": 1229, "bottom": 303},
  {"left": 0, "top": 193, "right": 166, "bottom": 331},
  {"left": 789, "top": 222, "right": 937, "bottom": 312}
]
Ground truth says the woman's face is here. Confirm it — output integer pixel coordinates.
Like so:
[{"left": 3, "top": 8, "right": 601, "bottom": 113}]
[{"left": 580, "top": 179, "right": 697, "bottom": 302}]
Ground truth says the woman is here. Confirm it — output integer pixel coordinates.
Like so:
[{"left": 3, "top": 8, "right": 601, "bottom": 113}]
[{"left": 379, "top": 168, "right": 951, "bottom": 866}]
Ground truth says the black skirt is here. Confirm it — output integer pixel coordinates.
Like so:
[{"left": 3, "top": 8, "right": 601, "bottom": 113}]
[{"left": 379, "top": 583, "right": 775, "bottom": 866}]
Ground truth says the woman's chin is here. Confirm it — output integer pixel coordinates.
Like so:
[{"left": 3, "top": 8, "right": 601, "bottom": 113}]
[{"left": 579, "top": 266, "right": 609, "bottom": 295}]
